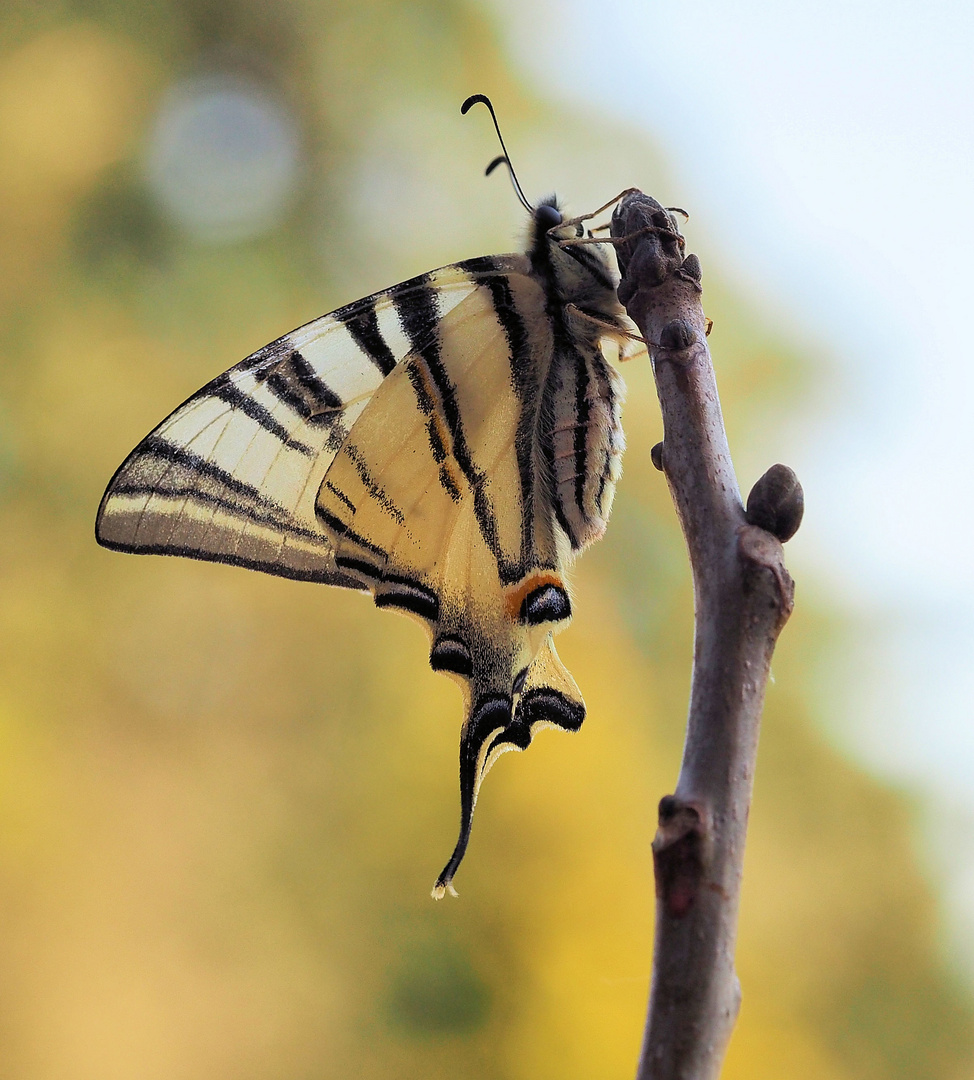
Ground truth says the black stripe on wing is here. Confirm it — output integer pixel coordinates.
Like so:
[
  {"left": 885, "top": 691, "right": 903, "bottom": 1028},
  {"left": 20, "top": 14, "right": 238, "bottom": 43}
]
[
  {"left": 263, "top": 348, "right": 343, "bottom": 420},
  {"left": 572, "top": 349, "right": 590, "bottom": 522},
  {"left": 334, "top": 554, "right": 383, "bottom": 580},
  {"left": 125, "top": 436, "right": 293, "bottom": 522},
  {"left": 96, "top": 539, "right": 356, "bottom": 586},
  {"left": 395, "top": 279, "right": 512, "bottom": 578},
  {"left": 96, "top": 437, "right": 361, "bottom": 585},
  {"left": 323, "top": 481, "right": 356, "bottom": 514},
  {"left": 342, "top": 442, "right": 406, "bottom": 525},
  {"left": 561, "top": 241, "right": 616, "bottom": 291},
  {"left": 333, "top": 297, "right": 398, "bottom": 376},
  {"left": 528, "top": 227, "right": 587, "bottom": 551},
  {"left": 209, "top": 378, "right": 317, "bottom": 457},
  {"left": 482, "top": 275, "right": 538, "bottom": 576},
  {"left": 591, "top": 357, "right": 615, "bottom": 515},
  {"left": 314, "top": 505, "right": 388, "bottom": 559},
  {"left": 456, "top": 255, "right": 504, "bottom": 276},
  {"left": 106, "top": 481, "right": 326, "bottom": 544},
  {"left": 328, "top": 262, "right": 505, "bottom": 377},
  {"left": 404, "top": 361, "right": 463, "bottom": 504}
]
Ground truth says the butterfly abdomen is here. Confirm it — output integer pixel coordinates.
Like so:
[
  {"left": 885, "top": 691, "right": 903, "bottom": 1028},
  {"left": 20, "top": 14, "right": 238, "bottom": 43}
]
[{"left": 548, "top": 347, "right": 625, "bottom": 551}]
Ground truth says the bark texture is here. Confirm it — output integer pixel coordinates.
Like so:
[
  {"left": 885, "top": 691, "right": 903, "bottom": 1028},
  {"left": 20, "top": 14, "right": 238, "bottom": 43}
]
[{"left": 609, "top": 192, "right": 799, "bottom": 1080}]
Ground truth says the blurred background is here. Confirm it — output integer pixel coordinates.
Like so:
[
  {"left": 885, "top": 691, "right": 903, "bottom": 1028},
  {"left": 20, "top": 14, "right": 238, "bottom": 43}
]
[{"left": 0, "top": 1, "right": 971, "bottom": 1077}]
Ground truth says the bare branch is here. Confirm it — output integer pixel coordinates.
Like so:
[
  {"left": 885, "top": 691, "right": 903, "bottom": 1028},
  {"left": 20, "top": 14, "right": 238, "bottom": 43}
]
[{"left": 610, "top": 192, "right": 800, "bottom": 1080}]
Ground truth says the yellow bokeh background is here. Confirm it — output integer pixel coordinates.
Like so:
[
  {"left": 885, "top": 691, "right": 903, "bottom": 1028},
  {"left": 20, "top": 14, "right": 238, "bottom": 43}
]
[{"left": 0, "top": 3, "right": 970, "bottom": 1078}]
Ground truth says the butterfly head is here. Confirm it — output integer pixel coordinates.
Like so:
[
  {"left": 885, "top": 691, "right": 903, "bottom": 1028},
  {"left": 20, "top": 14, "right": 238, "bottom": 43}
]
[
  {"left": 529, "top": 195, "right": 584, "bottom": 250},
  {"left": 528, "top": 194, "right": 623, "bottom": 314}
]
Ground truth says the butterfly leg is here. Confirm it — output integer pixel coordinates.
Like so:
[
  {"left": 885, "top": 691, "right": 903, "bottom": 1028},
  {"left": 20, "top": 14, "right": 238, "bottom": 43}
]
[
  {"left": 557, "top": 223, "right": 686, "bottom": 251},
  {"left": 555, "top": 187, "right": 643, "bottom": 231}
]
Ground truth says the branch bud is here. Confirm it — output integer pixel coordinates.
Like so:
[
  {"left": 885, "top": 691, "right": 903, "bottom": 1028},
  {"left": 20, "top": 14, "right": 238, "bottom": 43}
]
[{"left": 745, "top": 464, "right": 804, "bottom": 542}]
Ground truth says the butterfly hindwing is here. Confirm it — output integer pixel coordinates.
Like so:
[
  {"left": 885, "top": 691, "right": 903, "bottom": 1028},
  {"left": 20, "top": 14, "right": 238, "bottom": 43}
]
[{"left": 315, "top": 270, "right": 595, "bottom": 894}]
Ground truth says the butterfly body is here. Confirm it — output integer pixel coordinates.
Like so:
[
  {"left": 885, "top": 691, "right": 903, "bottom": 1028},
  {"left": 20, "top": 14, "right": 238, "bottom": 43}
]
[{"left": 97, "top": 196, "right": 637, "bottom": 895}]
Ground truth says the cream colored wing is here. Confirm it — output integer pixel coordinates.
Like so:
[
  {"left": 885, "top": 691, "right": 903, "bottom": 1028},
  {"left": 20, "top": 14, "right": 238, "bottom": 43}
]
[{"left": 96, "top": 259, "right": 523, "bottom": 584}]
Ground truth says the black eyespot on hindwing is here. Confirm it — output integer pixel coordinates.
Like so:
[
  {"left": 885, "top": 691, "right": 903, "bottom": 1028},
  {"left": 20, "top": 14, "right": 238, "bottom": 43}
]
[
  {"left": 520, "top": 583, "right": 572, "bottom": 625},
  {"left": 430, "top": 635, "right": 473, "bottom": 676},
  {"left": 483, "top": 687, "right": 586, "bottom": 764},
  {"left": 515, "top": 687, "right": 585, "bottom": 733},
  {"left": 374, "top": 576, "right": 440, "bottom": 622}
]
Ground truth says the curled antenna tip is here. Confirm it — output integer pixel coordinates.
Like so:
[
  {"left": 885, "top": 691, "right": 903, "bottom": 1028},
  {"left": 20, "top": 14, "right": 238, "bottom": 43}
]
[
  {"left": 485, "top": 154, "right": 507, "bottom": 177},
  {"left": 462, "top": 94, "right": 533, "bottom": 213},
  {"left": 461, "top": 93, "right": 490, "bottom": 115}
]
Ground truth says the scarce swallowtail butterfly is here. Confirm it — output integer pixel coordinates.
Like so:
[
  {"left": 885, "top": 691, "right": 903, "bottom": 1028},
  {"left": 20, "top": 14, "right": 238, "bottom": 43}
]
[{"left": 96, "top": 95, "right": 654, "bottom": 898}]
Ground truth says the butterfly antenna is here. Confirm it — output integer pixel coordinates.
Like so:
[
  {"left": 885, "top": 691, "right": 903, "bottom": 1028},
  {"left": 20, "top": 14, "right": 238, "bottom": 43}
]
[{"left": 461, "top": 94, "right": 533, "bottom": 213}]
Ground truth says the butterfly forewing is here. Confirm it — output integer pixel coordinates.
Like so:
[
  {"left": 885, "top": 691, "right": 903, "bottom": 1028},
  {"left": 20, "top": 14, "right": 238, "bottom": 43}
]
[{"left": 96, "top": 266, "right": 503, "bottom": 583}]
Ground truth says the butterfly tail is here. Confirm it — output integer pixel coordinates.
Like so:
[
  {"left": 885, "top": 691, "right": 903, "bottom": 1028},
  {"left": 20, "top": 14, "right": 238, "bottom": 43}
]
[
  {"left": 432, "top": 693, "right": 511, "bottom": 898},
  {"left": 431, "top": 637, "right": 585, "bottom": 899}
]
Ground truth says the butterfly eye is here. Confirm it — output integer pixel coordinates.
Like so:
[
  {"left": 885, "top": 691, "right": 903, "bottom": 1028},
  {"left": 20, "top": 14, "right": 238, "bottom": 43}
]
[{"left": 535, "top": 203, "right": 563, "bottom": 230}]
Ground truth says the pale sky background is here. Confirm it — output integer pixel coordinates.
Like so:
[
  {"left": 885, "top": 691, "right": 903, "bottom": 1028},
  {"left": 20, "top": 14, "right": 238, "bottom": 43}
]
[{"left": 487, "top": 0, "right": 974, "bottom": 965}]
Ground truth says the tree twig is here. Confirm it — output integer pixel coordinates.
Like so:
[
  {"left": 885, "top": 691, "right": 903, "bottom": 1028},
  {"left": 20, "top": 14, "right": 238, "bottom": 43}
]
[{"left": 610, "top": 192, "right": 801, "bottom": 1080}]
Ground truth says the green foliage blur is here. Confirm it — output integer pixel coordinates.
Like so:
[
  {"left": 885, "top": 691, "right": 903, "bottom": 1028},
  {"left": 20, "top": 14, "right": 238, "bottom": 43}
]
[{"left": 0, "top": 2, "right": 970, "bottom": 1077}]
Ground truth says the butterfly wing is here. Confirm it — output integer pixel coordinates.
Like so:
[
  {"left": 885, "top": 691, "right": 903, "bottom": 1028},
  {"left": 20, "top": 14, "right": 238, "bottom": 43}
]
[
  {"left": 97, "top": 250, "right": 621, "bottom": 896},
  {"left": 314, "top": 272, "right": 589, "bottom": 895},
  {"left": 96, "top": 261, "right": 519, "bottom": 583}
]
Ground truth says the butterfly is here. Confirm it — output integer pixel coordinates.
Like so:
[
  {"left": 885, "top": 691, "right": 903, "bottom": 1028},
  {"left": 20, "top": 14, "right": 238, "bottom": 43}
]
[{"left": 95, "top": 95, "right": 648, "bottom": 897}]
